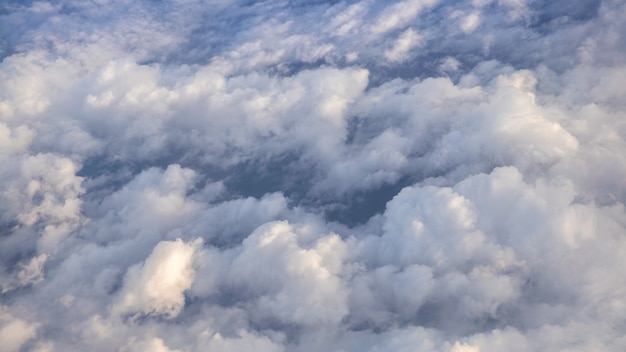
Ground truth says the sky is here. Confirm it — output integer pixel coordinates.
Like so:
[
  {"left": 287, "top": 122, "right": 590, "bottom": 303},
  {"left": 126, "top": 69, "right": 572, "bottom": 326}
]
[{"left": 1, "top": 0, "right": 626, "bottom": 351}]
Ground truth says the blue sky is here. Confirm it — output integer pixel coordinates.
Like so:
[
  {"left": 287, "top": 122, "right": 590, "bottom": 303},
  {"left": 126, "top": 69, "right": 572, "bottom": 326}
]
[{"left": 1, "top": 0, "right": 625, "bottom": 351}]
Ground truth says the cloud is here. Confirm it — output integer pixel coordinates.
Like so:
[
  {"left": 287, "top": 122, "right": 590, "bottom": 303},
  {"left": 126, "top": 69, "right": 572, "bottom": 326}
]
[
  {"left": 194, "top": 330, "right": 284, "bottom": 352},
  {"left": 370, "top": 0, "right": 440, "bottom": 35},
  {"left": 112, "top": 238, "right": 200, "bottom": 319},
  {"left": 385, "top": 28, "right": 423, "bottom": 62},
  {"left": 120, "top": 337, "right": 182, "bottom": 352},
  {"left": 0, "top": 0, "right": 625, "bottom": 351},
  {"left": 459, "top": 12, "right": 482, "bottom": 33},
  {"left": 193, "top": 221, "right": 349, "bottom": 328},
  {"left": 0, "top": 306, "right": 39, "bottom": 352},
  {"left": 13, "top": 253, "right": 48, "bottom": 289}
]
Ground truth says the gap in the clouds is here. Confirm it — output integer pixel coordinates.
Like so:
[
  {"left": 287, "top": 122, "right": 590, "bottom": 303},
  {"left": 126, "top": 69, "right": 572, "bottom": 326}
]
[
  {"left": 531, "top": 0, "right": 601, "bottom": 28},
  {"left": 76, "top": 150, "right": 229, "bottom": 209},
  {"left": 78, "top": 155, "right": 162, "bottom": 193},
  {"left": 0, "top": 226, "right": 37, "bottom": 261},
  {"left": 187, "top": 288, "right": 304, "bottom": 343},
  {"left": 164, "top": 15, "right": 251, "bottom": 65},
  {"left": 409, "top": 301, "right": 504, "bottom": 336},
  {"left": 223, "top": 153, "right": 311, "bottom": 200},
  {"left": 342, "top": 299, "right": 509, "bottom": 336},
  {"left": 364, "top": 63, "right": 446, "bottom": 90},
  {"left": 361, "top": 53, "right": 492, "bottom": 90},
  {"left": 267, "top": 58, "right": 331, "bottom": 78},
  {"left": 76, "top": 146, "right": 506, "bottom": 237},
  {"left": 223, "top": 153, "right": 420, "bottom": 228},
  {"left": 322, "top": 177, "right": 414, "bottom": 227},
  {"left": 77, "top": 148, "right": 421, "bottom": 232},
  {"left": 0, "top": 1, "right": 49, "bottom": 62},
  {"left": 0, "top": 219, "right": 20, "bottom": 237}
]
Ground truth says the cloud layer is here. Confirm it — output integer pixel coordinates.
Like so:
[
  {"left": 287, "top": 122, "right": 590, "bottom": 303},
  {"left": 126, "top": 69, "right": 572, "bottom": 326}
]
[{"left": 1, "top": 0, "right": 626, "bottom": 351}]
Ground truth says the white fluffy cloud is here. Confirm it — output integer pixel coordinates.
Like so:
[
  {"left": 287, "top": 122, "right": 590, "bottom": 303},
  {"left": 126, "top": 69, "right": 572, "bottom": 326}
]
[
  {"left": 1, "top": 0, "right": 626, "bottom": 351},
  {"left": 385, "top": 28, "right": 423, "bottom": 62},
  {"left": 113, "top": 238, "right": 200, "bottom": 319},
  {"left": 0, "top": 306, "right": 39, "bottom": 352}
]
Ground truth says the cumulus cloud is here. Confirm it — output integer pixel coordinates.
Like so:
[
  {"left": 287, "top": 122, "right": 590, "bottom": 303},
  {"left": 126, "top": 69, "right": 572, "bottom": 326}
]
[
  {"left": 0, "top": 306, "right": 39, "bottom": 352},
  {"left": 370, "top": 0, "right": 440, "bottom": 35},
  {"left": 120, "top": 337, "right": 182, "bottom": 352},
  {"left": 385, "top": 28, "right": 423, "bottom": 62},
  {"left": 1, "top": 0, "right": 626, "bottom": 351},
  {"left": 112, "top": 238, "right": 200, "bottom": 319}
]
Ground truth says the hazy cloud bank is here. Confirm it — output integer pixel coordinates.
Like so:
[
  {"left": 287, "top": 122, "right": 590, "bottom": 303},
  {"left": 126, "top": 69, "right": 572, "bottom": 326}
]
[{"left": 1, "top": 0, "right": 626, "bottom": 351}]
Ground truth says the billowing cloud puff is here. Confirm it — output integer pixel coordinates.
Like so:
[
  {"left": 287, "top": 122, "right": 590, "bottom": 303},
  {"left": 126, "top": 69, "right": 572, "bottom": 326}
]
[
  {"left": 1, "top": 0, "right": 626, "bottom": 351},
  {"left": 0, "top": 306, "right": 39, "bottom": 352},
  {"left": 120, "top": 337, "right": 182, "bottom": 352},
  {"left": 113, "top": 238, "right": 200, "bottom": 319}
]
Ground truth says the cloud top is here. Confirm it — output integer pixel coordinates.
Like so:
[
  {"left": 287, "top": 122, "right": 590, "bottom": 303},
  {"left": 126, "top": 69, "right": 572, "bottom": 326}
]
[{"left": 1, "top": 0, "right": 626, "bottom": 351}]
